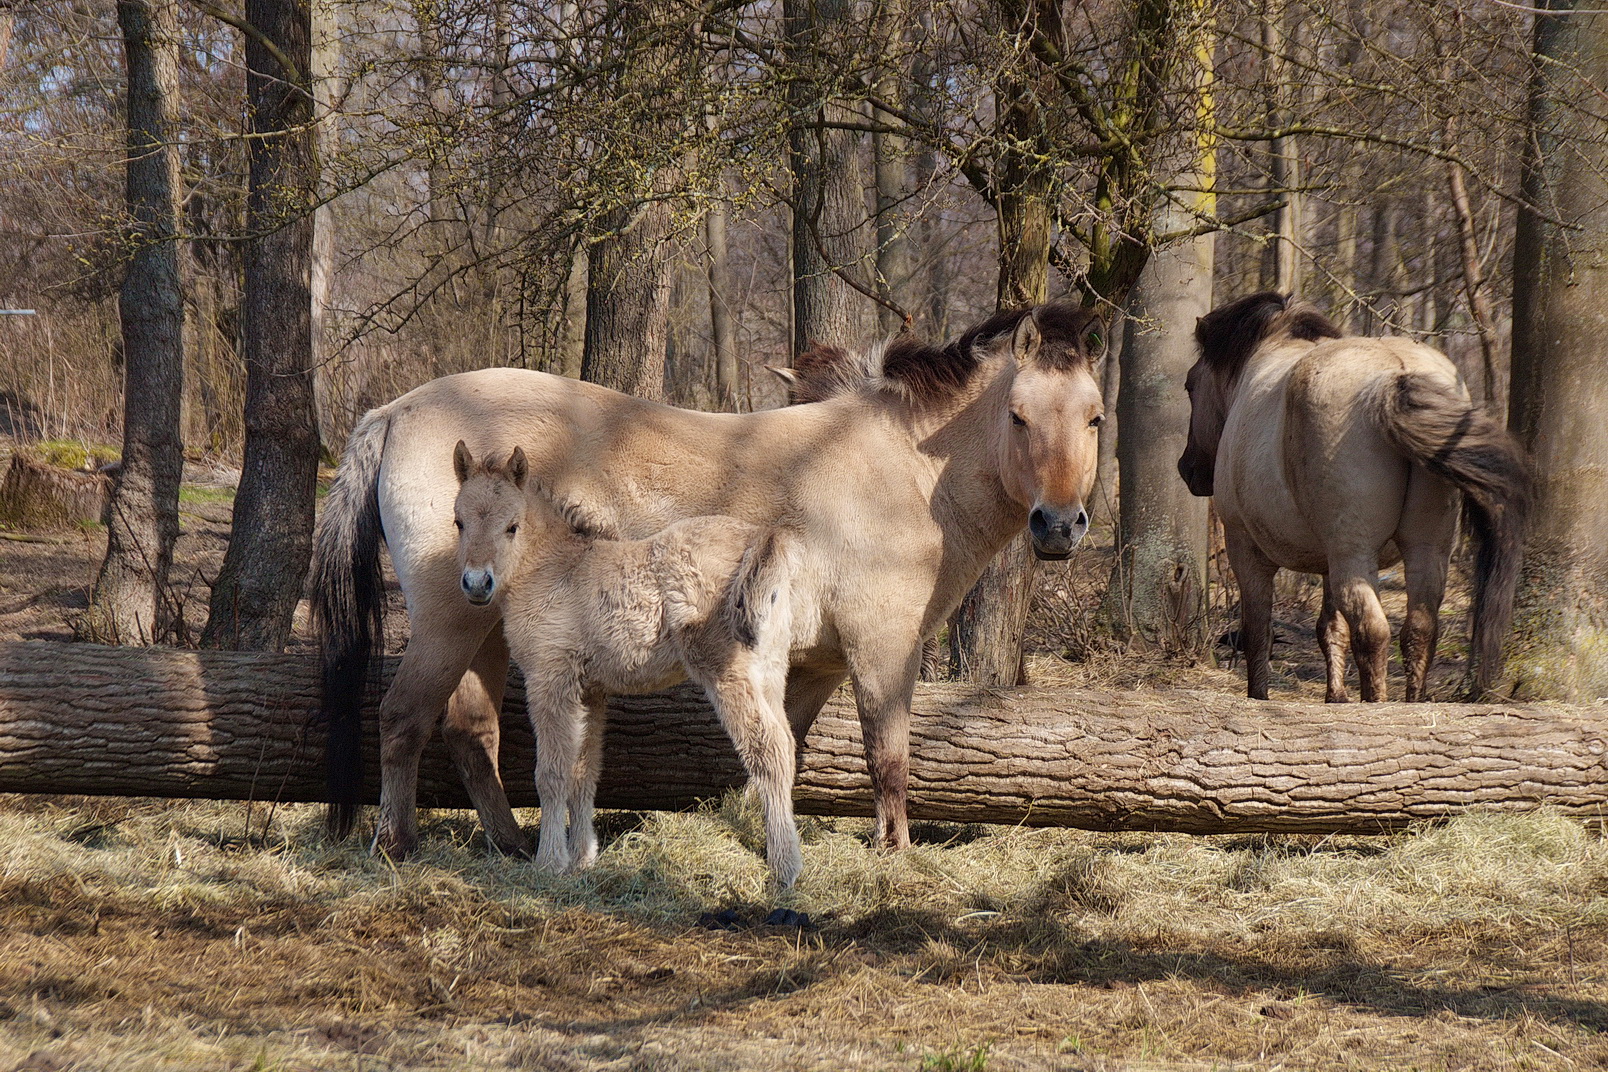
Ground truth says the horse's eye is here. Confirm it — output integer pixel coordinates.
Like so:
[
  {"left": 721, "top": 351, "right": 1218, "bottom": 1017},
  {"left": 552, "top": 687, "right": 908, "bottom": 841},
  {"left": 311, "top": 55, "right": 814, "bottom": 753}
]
[
  {"left": 453, "top": 519, "right": 462, "bottom": 530},
  {"left": 1010, "top": 411, "right": 1026, "bottom": 428},
  {"left": 506, "top": 524, "right": 518, "bottom": 537},
  {"left": 1090, "top": 414, "right": 1105, "bottom": 429}
]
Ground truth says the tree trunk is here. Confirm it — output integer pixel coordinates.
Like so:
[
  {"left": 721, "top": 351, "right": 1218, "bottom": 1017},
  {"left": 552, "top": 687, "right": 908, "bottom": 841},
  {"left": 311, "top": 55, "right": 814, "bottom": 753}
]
[
  {"left": 872, "top": 0, "right": 914, "bottom": 335},
  {"left": 785, "top": 0, "right": 872, "bottom": 356},
  {"left": 1, "top": 640, "right": 1604, "bottom": 835},
  {"left": 200, "top": 0, "right": 319, "bottom": 652},
  {"left": 1262, "top": 0, "right": 1301, "bottom": 294},
  {"left": 579, "top": 2, "right": 682, "bottom": 400},
  {"left": 704, "top": 176, "right": 739, "bottom": 410},
  {"left": 310, "top": 0, "right": 344, "bottom": 443},
  {"left": 1089, "top": 306, "right": 1126, "bottom": 530},
  {"left": 948, "top": 60, "right": 1053, "bottom": 687},
  {"left": 91, "top": 0, "right": 186, "bottom": 646},
  {"left": 0, "top": 1, "right": 15, "bottom": 71},
  {"left": 1503, "top": 1, "right": 1608, "bottom": 703},
  {"left": 1106, "top": 236, "right": 1212, "bottom": 656},
  {"left": 1447, "top": 153, "right": 1501, "bottom": 408}
]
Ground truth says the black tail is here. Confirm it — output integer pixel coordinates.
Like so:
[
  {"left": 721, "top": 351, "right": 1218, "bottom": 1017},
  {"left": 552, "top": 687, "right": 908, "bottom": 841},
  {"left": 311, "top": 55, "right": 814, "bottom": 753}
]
[
  {"left": 1374, "top": 374, "right": 1532, "bottom": 694},
  {"left": 310, "top": 407, "right": 391, "bottom": 837}
]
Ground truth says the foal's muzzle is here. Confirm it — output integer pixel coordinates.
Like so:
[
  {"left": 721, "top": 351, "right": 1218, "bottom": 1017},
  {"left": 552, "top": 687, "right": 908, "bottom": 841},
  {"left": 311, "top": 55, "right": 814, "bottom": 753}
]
[
  {"left": 1030, "top": 505, "right": 1089, "bottom": 561},
  {"left": 461, "top": 568, "right": 496, "bottom": 605}
]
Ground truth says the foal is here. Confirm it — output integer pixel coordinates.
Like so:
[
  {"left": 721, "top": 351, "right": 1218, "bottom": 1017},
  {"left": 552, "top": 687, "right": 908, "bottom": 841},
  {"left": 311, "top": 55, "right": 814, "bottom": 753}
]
[{"left": 451, "top": 442, "right": 803, "bottom": 885}]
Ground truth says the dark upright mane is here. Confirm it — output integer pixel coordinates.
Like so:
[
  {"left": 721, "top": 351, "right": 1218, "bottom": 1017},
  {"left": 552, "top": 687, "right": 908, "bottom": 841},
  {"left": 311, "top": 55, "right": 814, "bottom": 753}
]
[
  {"left": 880, "top": 301, "right": 1104, "bottom": 403},
  {"left": 1195, "top": 292, "right": 1342, "bottom": 377}
]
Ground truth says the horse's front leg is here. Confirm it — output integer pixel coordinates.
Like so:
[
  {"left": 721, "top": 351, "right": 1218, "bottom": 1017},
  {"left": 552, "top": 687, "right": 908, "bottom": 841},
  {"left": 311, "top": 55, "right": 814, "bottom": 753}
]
[
  {"left": 374, "top": 614, "right": 496, "bottom": 858},
  {"left": 440, "top": 623, "right": 531, "bottom": 856},
  {"left": 564, "top": 692, "right": 609, "bottom": 871},
  {"left": 846, "top": 636, "right": 924, "bottom": 851},
  {"left": 527, "top": 678, "right": 586, "bottom": 873},
  {"left": 1318, "top": 578, "right": 1352, "bottom": 703},
  {"left": 1224, "top": 528, "right": 1278, "bottom": 701}
]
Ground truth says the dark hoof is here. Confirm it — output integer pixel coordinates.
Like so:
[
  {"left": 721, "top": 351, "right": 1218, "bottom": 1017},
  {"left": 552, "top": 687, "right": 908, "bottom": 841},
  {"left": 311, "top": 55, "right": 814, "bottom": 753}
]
[
  {"left": 697, "top": 908, "right": 745, "bottom": 931},
  {"left": 761, "top": 908, "right": 814, "bottom": 929}
]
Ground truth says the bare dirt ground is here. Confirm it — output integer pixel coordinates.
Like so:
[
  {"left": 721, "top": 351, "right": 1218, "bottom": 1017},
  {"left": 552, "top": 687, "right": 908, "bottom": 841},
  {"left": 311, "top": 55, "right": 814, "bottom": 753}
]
[{"left": 1, "top": 442, "right": 1602, "bottom": 1072}]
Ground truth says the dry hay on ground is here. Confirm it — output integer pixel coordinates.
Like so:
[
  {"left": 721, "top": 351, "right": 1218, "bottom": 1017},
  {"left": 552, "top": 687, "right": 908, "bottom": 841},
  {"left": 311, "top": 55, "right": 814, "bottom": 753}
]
[{"left": 0, "top": 794, "right": 1604, "bottom": 1071}]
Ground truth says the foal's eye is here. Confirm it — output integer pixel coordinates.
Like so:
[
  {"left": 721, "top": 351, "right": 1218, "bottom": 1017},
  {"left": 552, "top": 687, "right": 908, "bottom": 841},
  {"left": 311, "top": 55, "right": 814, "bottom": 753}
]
[
  {"left": 1010, "top": 411, "right": 1026, "bottom": 428},
  {"left": 453, "top": 519, "right": 462, "bottom": 530},
  {"left": 1089, "top": 414, "right": 1105, "bottom": 429}
]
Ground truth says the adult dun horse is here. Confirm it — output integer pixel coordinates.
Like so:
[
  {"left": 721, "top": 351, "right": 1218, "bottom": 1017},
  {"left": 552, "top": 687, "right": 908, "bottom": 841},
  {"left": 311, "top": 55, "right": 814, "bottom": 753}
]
[
  {"left": 314, "top": 303, "right": 1107, "bottom": 857},
  {"left": 1177, "top": 292, "right": 1529, "bottom": 702}
]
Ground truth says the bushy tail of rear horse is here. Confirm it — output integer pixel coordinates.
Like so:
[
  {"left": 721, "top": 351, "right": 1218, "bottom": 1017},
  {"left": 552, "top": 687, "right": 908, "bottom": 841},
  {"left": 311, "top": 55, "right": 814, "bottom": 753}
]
[
  {"left": 310, "top": 407, "right": 392, "bottom": 837},
  {"left": 1373, "top": 375, "right": 1532, "bottom": 694}
]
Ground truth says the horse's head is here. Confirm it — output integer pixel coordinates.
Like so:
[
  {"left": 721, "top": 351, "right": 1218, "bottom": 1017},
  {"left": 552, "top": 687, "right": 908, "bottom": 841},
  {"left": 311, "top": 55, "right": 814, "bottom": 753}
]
[
  {"left": 994, "top": 304, "right": 1108, "bottom": 560},
  {"left": 1179, "top": 292, "right": 1343, "bottom": 497},
  {"left": 452, "top": 440, "right": 531, "bottom": 606}
]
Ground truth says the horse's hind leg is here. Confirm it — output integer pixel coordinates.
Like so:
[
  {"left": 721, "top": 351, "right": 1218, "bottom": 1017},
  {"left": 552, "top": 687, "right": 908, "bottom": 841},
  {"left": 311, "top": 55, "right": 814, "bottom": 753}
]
[
  {"left": 1330, "top": 558, "right": 1392, "bottom": 702},
  {"left": 1318, "top": 578, "right": 1352, "bottom": 703},
  {"left": 564, "top": 693, "right": 609, "bottom": 870},
  {"left": 1398, "top": 542, "right": 1451, "bottom": 702},
  {"left": 1396, "top": 471, "right": 1458, "bottom": 702},
  {"left": 375, "top": 616, "right": 495, "bottom": 858},
  {"left": 441, "top": 623, "right": 530, "bottom": 856},
  {"left": 702, "top": 666, "right": 801, "bottom": 887},
  {"left": 1225, "top": 527, "right": 1278, "bottom": 700}
]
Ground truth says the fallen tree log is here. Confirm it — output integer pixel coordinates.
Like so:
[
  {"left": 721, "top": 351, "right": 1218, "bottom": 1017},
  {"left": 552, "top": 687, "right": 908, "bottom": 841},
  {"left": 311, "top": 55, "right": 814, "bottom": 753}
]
[{"left": 0, "top": 640, "right": 1604, "bottom": 834}]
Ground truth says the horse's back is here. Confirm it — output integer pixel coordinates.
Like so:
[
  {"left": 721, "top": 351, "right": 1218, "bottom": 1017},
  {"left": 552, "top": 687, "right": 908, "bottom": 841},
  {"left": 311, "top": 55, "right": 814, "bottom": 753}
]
[{"left": 1224, "top": 337, "right": 1464, "bottom": 572}]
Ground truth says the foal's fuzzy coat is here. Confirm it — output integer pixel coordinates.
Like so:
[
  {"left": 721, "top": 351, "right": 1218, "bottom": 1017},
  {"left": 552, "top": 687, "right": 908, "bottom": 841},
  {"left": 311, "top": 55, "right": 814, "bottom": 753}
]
[{"left": 452, "top": 443, "right": 803, "bottom": 884}]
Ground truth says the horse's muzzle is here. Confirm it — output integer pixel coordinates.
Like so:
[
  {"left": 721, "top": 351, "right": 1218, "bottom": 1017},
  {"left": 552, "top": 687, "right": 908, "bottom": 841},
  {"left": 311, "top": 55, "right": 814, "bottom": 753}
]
[
  {"left": 1177, "top": 451, "right": 1214, "bottom": 497},
  {"left": 1030, "top": 505, "right": 1089, "bottom": 560},
  {"left": 461, "top": 569, "right": 496, "bottom": 605}
]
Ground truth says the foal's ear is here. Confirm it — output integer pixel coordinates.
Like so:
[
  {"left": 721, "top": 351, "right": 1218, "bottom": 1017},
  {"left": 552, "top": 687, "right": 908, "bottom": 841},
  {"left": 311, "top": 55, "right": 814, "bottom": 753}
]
[
  {"left": 452, "top": 440, "right": 473, "bottom": 484},
  {"left": 1011, "top": 310, "right": 1042, "bottom": 365},
  {"left": 507, "top": 446, "right": 529, "bottom": 489}
]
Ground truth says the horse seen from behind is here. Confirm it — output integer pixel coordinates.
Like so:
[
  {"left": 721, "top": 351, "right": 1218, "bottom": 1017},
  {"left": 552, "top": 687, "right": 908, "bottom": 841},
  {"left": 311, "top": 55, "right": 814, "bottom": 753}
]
[{"left": 1178, "top": 292, "right": 1529, "bottom": 702}]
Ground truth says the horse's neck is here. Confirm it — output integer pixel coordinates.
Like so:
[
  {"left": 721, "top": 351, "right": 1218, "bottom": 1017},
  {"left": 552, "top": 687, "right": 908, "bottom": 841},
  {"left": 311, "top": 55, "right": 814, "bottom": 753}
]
[{"left": 907, "top": 358, "right": 1024, "bottom": 568}]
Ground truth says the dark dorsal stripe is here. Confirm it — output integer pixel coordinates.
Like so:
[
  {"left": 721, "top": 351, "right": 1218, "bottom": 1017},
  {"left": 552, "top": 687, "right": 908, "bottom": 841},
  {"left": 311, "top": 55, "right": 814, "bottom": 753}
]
[{"left": 1195, "top": 291, "right": 1342, "bottom": 377}]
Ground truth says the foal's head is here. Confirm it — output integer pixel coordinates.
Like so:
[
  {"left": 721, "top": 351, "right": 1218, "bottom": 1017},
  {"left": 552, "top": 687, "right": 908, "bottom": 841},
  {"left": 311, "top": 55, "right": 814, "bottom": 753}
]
[
  {"left": 988, "top": 304, "right": 1108, "bottom": 559},
  {"left": 452, "top": 441, "right": 535, "bottom": 606},
  {"left": 1178, "top": 292, "right": 1342, "bottom": 496}
]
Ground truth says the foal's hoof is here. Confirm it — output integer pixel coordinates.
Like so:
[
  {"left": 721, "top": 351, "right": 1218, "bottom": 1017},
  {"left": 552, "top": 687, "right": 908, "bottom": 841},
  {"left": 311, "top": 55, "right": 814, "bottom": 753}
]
[
  {"left": 761, "top": 908, "right": 814, "bottom": 929},
  {"left": 697, "top": 908, "right": 746, "bottom": 931}
]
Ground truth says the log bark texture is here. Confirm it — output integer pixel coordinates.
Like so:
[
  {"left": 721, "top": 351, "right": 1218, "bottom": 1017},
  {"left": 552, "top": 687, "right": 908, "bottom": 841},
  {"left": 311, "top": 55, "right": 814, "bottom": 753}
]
[{"left": 1, "top": 640, "right": 1605, "bottom": 833}]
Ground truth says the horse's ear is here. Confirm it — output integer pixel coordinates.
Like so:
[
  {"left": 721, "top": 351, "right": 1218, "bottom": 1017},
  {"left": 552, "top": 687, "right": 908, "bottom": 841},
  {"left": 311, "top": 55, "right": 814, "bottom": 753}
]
[
  {"left": 765, "top": 365, "right": 800, "bottom": 388},
  {"left": 507, "top": 446, "right": 528, "bottom": 489},
  {"left": 452, "top": 440, "right": 473, "bottom": 484},
  {"left": 1011, "top": 310, "right": 1042, "bottom": 366},
  {"left": 1081, "top": 317, "right": 1110, "bottom": 370}
]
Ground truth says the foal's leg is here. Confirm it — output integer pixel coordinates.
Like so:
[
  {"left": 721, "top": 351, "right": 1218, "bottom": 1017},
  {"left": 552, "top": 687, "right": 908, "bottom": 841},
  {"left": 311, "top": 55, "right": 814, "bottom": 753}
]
[
  {"left": 1330, "top": 557, "right": 1392, "bottom": 702},
  {"left": 1318, "top": 578, "right": 1352, "bottom": 703},
  {"left": 375, "top": 615, "right": 496, "bottom": 857},
  {"left": 1224, "top": 528, "right": 1279, "bottom": 701},
  {"left": 528, "top": 679, "right": 586, "bottom": 873},
  {"left": 440, "top": 623, "right": 530, "bottom": 856},
  {"left": 698, "top": 661, "right": 802, "bottom": 887},
  {"left": 564, "top": 692, "right": 609, "bottom": 871}
]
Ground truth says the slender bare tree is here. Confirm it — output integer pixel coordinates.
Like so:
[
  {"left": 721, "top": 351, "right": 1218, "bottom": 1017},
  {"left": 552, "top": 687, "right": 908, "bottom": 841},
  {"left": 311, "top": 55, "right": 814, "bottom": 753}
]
[
  {"left": 90, "top": 0, "right": 186, "bottom": 645},
  {"left": 201, "top": 0, "right": 319, "bottom": 651}
]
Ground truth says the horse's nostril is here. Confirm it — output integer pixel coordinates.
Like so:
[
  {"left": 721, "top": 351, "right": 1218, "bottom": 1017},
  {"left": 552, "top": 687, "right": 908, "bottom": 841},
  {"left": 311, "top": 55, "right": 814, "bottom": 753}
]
[{"left": 1073, "top": 508, "right": 1089, "bottom": 531}]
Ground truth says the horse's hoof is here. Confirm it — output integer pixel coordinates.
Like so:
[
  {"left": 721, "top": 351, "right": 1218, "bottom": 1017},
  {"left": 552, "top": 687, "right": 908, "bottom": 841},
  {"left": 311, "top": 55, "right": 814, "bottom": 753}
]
[
  {"left": 697, "top": 908, "right": 745, "bottom": 931},
  {"left": 761, "top": 908, "right": 814, "bottom": 929}
]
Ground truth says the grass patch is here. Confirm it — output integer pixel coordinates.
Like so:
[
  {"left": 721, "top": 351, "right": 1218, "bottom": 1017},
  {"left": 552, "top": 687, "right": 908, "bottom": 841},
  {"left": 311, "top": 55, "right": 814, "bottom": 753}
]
[
  {"left": 21, "top": 438, "right": 119, "bottom": 471},
  {"left": 177, "top": 484, "right": 235, "bottom": 505},
  {"left": 1, "top": 796, "right": 1606, "bottom": 1070}
]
